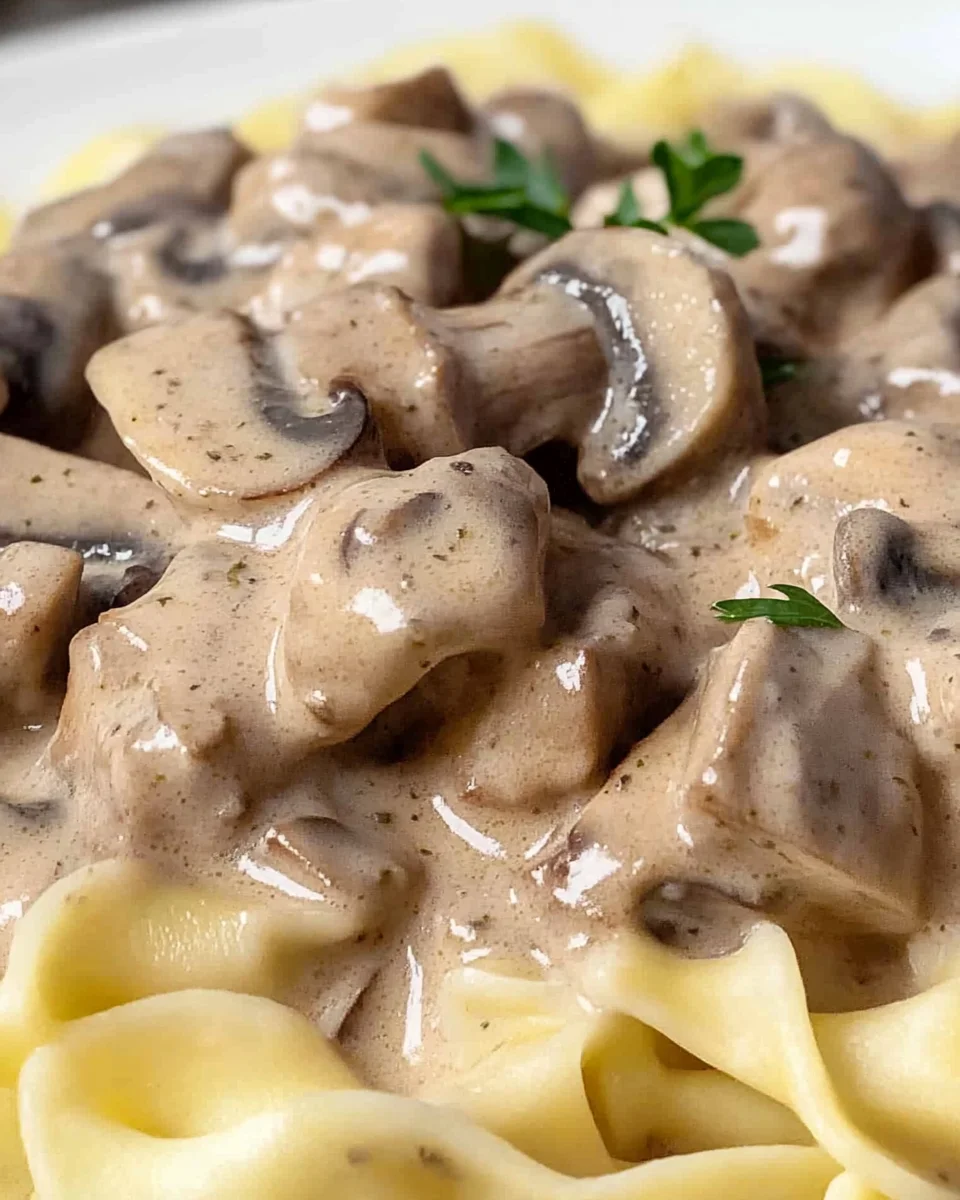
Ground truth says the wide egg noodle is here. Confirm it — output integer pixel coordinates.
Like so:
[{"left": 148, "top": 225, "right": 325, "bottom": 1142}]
[
  {"left": 426, "top": 964, "right": 807, "bottom": 1173},
  {"left": 0, "top": 861, "right": 830, "bottom": 1199},
  {"left": 0, "top": 861, "right": 951, "bottom": 1198},
  {"left": 584, "top": 927, "right": 960, "bottom": 1199}
]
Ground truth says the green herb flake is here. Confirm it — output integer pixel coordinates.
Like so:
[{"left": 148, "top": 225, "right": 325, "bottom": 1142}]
[
  {"left": 759, "top": 354, "right": 805, "bottom": 391},
  {"left": 226, "top": 559, "right": 248, "bottom": 588},
  {"left": 421, "top": 128, "right": 758, "bottom": 255},
  {"left": 711, "top": 584, "right": 844, "bottom": 629},
  {"left": 420, "top": 138, "right": 572, "bottom": 239},
  {"left": 604, "top": 181, "right": 668, "bottom": 234}
]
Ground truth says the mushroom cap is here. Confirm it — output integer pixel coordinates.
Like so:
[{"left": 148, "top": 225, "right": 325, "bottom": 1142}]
[
  {"left": 728, "top": 134, "right": 926, "bottom": 349},
  {"left": 15, "top": 129, "right": 250, "bottom": 249},
  {"left": 283, "top": 447, "right": 550, "bottom": 742},
  {"left": 227, "top": 150, "right": 416, "bottom": 247},
  {"left": 482, "top": 88, "right": 598, "bottom": 196},
  {"left": 107, "top": 219, "right": 278, "bottom": 333},
  {"left": 86, "top": 310, "right": 370, "bottom": 504},
  {"left": 304, "top": 67, "right": 474, "bottom": 136},
  {"left": 250, "top": 203, "right": 462, "bottom": 329},
  {"left": 297, "top": 124, "right": 485, "bottom": 199},
  {"left": 0, "top": 246, "right": 110, "bottom": 450},
  {"left": 503, "top": 228, "right": 765, "bottom": 504}
]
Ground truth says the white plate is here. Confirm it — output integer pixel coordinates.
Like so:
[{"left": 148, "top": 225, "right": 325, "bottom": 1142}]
[{"left": 2, "top": 0, "right": 960, "bottom": 207}]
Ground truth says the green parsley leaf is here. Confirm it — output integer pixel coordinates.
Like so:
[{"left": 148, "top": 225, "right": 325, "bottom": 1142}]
[
  {"left": 688, "top": 218, "right": 760, "bottom": 256},
  {"left": 604, "top": 181, "right": 669, "bottom": 234},
  {"left": 758, "top": 354, "right": 804, "bottom": 390},
  {"left": 711, "top": 584, "right": 844, "bottom": 629},
  {"left": 420, "top": 139, "right": 572, "bottom": 238},
  {"left": 646, "top": 130, "right": 756, "bottom": 256}
]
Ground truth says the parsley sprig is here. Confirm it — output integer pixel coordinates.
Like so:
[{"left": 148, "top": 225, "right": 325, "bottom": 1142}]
[
  {"left": 606, "top": 131, "right": 758, "bottom": 256},
  {"left": 758, "top": 354, "right": 804, "bottom": 391},
  {"left": 420, "top": 138, "right": 572, "bottom": 240},
  {"left": 712, "top": 584, "right": 843, "bottom": 629},
  {"left": 421, "top": 129, "right": 758, "bottom": 255}
]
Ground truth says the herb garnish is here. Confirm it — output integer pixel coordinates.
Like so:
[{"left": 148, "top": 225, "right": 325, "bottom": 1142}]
[
  {"left": 422, "top": 130, "right": 758, "bottom": 255},
  {"left": 711, "top": 584, "right": 844, "bottom": 629},
  {"left": 420, "top": 138, "right": 572, "bottom": 239},
  {"left": 759, "top": 354, "right": 804, "bottom": 391},
  {"left": 607, "top": 131, "right": 758, "bottom": 256}
]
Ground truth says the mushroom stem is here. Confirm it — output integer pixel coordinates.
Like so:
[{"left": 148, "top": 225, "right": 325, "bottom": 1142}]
[{"left": 425, "top": 286, "right": 606, "bottom": 452}]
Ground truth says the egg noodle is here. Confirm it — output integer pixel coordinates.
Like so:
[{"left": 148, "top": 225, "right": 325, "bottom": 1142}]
[{"left": 0, "top": 858, "right": 951, "bottom": 1197}]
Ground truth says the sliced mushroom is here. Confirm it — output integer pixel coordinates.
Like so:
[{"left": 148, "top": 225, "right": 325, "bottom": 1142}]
[
  {"left": 226, "top": 150, "right": 416, "bottom": 248},
  {"left": 0, "top": 245, "right": 110, "bottom": 449},
  {"left": 296, "top": 123, "right": 485, "bottom": 199},
  {"left": 726, "top": 133, "right": 929, "bottom": 349},
  {"left": 0, "top": 433, "right": 182, "bottom": 612},
  {"left": 86, "top": 310, "right": 374, "bottom": 504},
  {"left": 14, "top": 129, "right": 250, "bottom": 249},
  {"left": 282, "top": 448, "right": 549, "bottom": 743},
  {"left": 923, "top": 201, "right": 960, "bottom": 277},
  {"left": 833, "top": 507, "right": 960, "bottom": 616},
  {"left": 427, "top": 511, "right": 692, "bottom": 808},
  {"left": 767, "top": 274, "right": 960, "bottom": 450},
  {"left": 700, "top": 92, "right": 835, "bottom": 149},
  {"left": 745, "top": 421, "right": 960, "bottom": 581},
  {"left": 249, "top": 203, "right": 462, "bottom": 329},
  {"left": 500, "top": 228, "right": 766, "bottom": 503},
  {"left": 303, "top": 67, "right": 474, "bottom": 136},
  {"left": 107, "top": 218, "right": 281, "bottom": 332},
  {"left": 895, "top": 132, "right": 960, "bottom": 207},
  {"left": 551, "top": 620, "right": 923, "bottom": 936},
  {"left": 0, "top": 542, "right": 82, "bottom": 720},
  {"left": 482, "top": 88, "right": 598, "bottom": 196}
]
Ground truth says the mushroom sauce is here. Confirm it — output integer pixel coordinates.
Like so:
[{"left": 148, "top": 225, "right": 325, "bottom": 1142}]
[{"left": 3, "top": 70, "right": 960, "bottom": 1094}]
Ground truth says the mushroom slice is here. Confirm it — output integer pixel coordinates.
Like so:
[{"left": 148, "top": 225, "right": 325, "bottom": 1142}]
[
  {"left": 86, "top": 310, "right": 370, "bottom": 504},
  {"left": 502, "top": 229, "right": 765, "bottom": 504},
  {"left": 430, "top": 516, "right": 690, "bottom": 809},
  {"left": 226, "top": 150, "right": 414, "bottom": 247},
  {"left": 727, "top": 133, "right": 928, "bottom": 348},
  {"left": 553, "top": 620, "right": 923, "bottom": 936},
  {"left": 15, "top": 129, "right": 250, "bottom": 248},
  {"left": 766, "top": 274, "right": 960, "bottom": 450},
  {"left": 304, "top": 67, "right": 474, "bottom": 135},
  {"left": 701, "top": 92, "right": 835, "bottom": 148},
  {"left": 482, "top": 89, "right": 598, "bottom": 196},
  {"left": 0, "top": 542, "right": 82, "bottom": 720},
  {"left": 0, "top": 434, "right": 183, "bottom": 612},
  {"left": 834, "top": 507, "right": 960, "bottom": 617},
  {"left": 745, "top": 422, "right": 960, "bottom": 578},
  {"left": 107, "top": 218, "right": 279, "bottom": 332},
  {"left": 297, "top": 124, "right": 485, "bottom": 199},
  {"left": 250, "top": 203, "right": 463, "bottom": 328},
  {"left": 0, "top": 246, "right": 110, "bottom": 449},
  {"left": 895, "top": 132, "right": 960, "bottom": 207},
  {"left": 283, "top": 448, "right": 549, "bottom": 743}
]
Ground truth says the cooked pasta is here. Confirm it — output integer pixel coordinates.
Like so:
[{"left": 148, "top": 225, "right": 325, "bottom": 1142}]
[{"left": 0, "top": 862, "right": 951, "bottom": 1196}]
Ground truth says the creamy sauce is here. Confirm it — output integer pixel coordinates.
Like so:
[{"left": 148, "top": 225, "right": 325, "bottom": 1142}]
[{"left": 4, "top": 71, "right": 960, "bottom": 1096}]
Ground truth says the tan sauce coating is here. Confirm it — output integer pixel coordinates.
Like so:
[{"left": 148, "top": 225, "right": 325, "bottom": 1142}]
[{"left": 6, "top": 73, "right": 960, "bottom": 1108}]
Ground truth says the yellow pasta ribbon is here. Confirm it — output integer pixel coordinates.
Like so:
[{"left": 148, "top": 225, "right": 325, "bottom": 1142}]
[{"left": 584, "top": 926, "right": 960, "bottom": 1199}]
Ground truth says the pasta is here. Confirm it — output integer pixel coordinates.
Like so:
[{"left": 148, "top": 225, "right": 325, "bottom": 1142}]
[{"left": 0, "top": 861, "right": 954, "bottom": 1197}]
